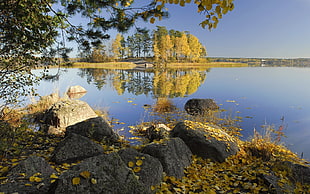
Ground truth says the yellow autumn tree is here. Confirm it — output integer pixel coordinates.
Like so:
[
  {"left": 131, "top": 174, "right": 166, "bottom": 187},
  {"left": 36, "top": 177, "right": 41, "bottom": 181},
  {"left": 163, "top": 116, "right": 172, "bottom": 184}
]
[
  {"left": 111, "top": 33, "right": 124, "bottom": 60},
  {"left": 175, "top": 32, "right": 191, "bottom": 61},
  {"left": 187, "top": 34, "right": 203, "bottom": 62},
  {"left": 161, "top": 35, "right": 173, "bottom": 61}
]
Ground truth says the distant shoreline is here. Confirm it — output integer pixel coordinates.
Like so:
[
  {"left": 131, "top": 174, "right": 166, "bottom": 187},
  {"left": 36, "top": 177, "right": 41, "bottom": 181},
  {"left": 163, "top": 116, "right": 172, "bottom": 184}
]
[{"left": 60, "top": 61, "right": 248, "bottom": 69}]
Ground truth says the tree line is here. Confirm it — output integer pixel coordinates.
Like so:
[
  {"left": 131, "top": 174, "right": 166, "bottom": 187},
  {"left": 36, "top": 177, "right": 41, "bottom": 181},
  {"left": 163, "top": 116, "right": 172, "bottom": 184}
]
[{"left": 81, "top": 26, "right": 207, "bottom": 63}]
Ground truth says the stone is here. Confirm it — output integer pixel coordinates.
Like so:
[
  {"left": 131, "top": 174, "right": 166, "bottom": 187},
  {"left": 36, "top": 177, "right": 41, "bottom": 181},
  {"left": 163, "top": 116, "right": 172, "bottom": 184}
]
[
  {"left": 285, "top": 161, "right": 310, "bottom": 184},
  {"left": 171, "top": 120, "right": 239, "bottom": 162},
  {"left": 142, "top": 138, "right": 192, "bottom": 179},
  {"left": 66, "top": 85, "right": 87, "bottom": 99},
  {"left": 51, "top": 133, "right": 104, "bottom": 164},
  {"left": 184, "top": 98, "right": 219, "bottom": 115},
  {"left": 39, "top": 92, "right": 60, "bottom": 106},
  {"left": 0, "top": 156, "right": 56, "bottom": 194},
  {"left": 144, "top": 124, "right": 170, "bottom": 142},
  {"left": 41, "top": 99, "right": 98, "bottom": 135},
  {"left": 118, "top": 148, "right": 163, "bottom": 193},
  {"left": 66, "top": 116, "right": 119, "bottom": 144},
  {"left": 50, "top": 152, "right": 147, "bottom": 194}
]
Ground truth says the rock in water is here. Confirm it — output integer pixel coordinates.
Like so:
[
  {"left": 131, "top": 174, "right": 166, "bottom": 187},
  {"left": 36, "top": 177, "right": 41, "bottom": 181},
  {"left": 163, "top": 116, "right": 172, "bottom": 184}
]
[
  {"left": 66, "top": 85, "right": 87, "bottom": 99},
  {"left": 184, "top": 98, "right": 219, "bottom": 115}
]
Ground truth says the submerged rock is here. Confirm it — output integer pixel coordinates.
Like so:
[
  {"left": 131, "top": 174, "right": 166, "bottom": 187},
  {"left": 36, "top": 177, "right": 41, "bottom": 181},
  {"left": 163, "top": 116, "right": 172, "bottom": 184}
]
[{"left": 171, "top": 120, "right": 239, "bottom": 162}]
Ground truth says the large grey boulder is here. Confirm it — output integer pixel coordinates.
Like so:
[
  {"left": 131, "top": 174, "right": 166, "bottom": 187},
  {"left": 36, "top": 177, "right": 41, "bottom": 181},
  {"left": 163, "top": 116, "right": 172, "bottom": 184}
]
[
  {"left": 0, "top": 156, "right": 56, "bottom": 194},
  {"left": 171, "top": 120, "right": 239, "bottom": 162},
  {"left": 51, "top": 133, "right": 104, "bottom": 164},
  {"left": 41, "top": 99, "right": 98, "bottom": 135},
  {"left": 184, "top": 98, "right": 219, "bottom": 115},
  {"left": 66, "top": 116, "right": 119, "bottom": 144},
  {"left": 142, "top": 138, "right": 192, "bottom": 179},
  {"left": 118, "top": 148, "right": 163, "bottom": 193},
  {"left": 50, "top": 152, "right": 147, "bottom": 194}
]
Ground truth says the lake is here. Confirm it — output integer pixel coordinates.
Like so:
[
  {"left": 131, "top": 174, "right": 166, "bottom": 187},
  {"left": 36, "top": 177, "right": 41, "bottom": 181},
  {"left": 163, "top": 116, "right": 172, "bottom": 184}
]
[{"left": 33, "top": 66, "right": 310, "bottom": 160}]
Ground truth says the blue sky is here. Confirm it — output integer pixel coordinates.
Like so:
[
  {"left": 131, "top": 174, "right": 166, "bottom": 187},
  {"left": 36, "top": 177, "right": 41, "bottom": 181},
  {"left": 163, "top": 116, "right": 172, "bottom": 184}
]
[{"left": 69, "top": 0, "right": 310, "bottom": 58}]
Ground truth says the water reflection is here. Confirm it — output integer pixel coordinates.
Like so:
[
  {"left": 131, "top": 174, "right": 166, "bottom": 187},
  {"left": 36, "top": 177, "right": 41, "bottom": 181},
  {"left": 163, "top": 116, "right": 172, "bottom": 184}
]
[{"left": 74, "top": 68, "right": 209, "bottom": 98}]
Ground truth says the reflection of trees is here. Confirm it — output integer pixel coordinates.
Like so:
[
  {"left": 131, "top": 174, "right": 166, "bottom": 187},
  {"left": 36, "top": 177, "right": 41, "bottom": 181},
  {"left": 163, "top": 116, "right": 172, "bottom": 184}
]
[
  {"left": 77, "top": 68, "right": 208, "bottom": 98},
  {"left": 153, "top": 69, "right": 208, "bottom": 98},
  {"left": 78, "top": 68, "right": 112, "bottom": 90},
  {"left": 112, "top": 70, "right": 153, "bottom": 96}
]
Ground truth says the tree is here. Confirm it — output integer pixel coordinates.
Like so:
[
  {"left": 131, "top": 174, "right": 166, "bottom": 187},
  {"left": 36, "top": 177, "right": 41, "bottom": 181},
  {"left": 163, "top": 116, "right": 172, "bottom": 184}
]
[
  {"left": 175, "top": 32, "right": 191, "bottom": 61},
  {"left": 187, "top": 34, "right": 204, "bottom": 62},
  {"left": 0, "top": 0, "right": 60, "bottom": 109},
  {"left": 112, "top": 33, "right": 124, "bottom": 60}
]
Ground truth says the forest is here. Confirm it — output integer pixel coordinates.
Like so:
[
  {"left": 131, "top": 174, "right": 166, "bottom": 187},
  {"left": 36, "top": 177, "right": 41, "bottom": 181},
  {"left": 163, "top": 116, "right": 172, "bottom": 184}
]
[{"left": 79, "top": 26, "right": 207, "bottom": 63}]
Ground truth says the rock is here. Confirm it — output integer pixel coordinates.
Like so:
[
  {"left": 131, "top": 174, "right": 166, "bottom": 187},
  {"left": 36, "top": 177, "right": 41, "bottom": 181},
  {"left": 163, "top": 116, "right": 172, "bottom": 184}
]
[
  {"left": 51, "top": 133, "right": 104, "bottom": 164},
  {"left": 0, "top": 156, "right": 56, "bottom": 194},
  {"left": 41, "top": 99, "right": 98, "bottom": 135},
  {"left": 263, "top": 161, "right": 310, "bottom": 193},
  {"left": 39, "top": 92, "right": 60, "bottom": 106},
  {"left": 118, "top": 148, "right": 163, "bottom": 193},
  {"left": 142, "top": 138, "right": 192, "bottom": 179},
  {"left": 50, "top": 152, "right": 147, "bottom": 194},
  {"left": 184, "top": 98, "right": 219, "bottom": 115},
  {"left": 285, "top": 161, "right": 310, "bottom": 184},
  {"left": 66, "top": 116, "right": 119, "bottom": 144},
  {"left": 263, "top": 172, "right": 294, "bottom": 194},
  {"left": 171, "top": 120, "right": 239, "bottom": 162},
  {"left": 144, "top": 124, "right": 170, "bottom": 142},
  {"left": 66, "top": 85, "right": 87, "bottom": 99}
]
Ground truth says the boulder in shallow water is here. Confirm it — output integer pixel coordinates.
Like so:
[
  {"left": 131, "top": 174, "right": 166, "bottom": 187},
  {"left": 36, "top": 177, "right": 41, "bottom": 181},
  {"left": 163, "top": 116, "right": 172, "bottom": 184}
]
[
  {"left": 184, "top": 98, "right": 219, "bottom": 115},
  {"left": 66, "top": 85, "right": 87, "bottom": 99}
]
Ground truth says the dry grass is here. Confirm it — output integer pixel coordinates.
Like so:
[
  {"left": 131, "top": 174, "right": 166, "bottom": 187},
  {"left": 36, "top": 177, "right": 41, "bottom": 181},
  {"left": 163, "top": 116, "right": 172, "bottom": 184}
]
[
  {"left": 66, "top": 62, "right": 136, "bottom": 69},
  {"left": 152, "top": 98, "right": 176, "bottom": 113}
]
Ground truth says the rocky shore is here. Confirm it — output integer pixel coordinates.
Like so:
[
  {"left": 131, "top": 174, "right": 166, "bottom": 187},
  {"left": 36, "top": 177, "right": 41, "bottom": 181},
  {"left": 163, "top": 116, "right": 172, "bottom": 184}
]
[{"left": 0, "top": 91, "right": 309, "bottom": 193}]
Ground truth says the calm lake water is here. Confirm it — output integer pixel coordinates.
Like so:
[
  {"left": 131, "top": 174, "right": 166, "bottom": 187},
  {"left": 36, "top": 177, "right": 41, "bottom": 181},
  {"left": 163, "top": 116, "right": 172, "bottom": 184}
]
[{"left": 33, "top": 66, "right": 310, "bottom": 160}]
